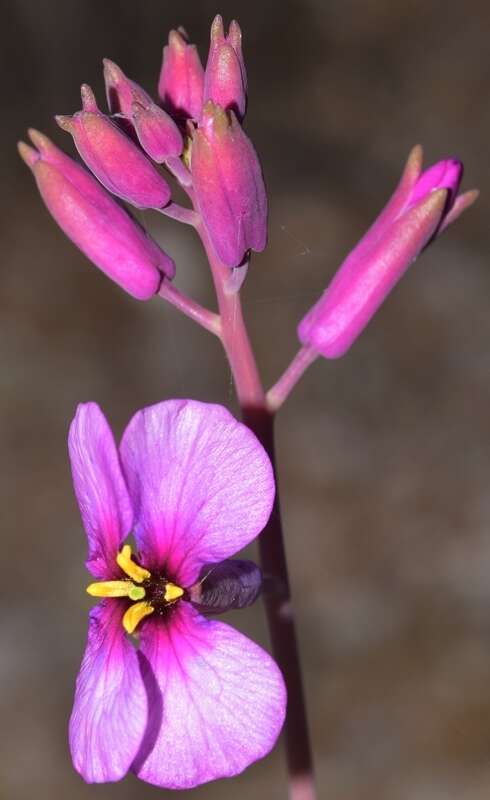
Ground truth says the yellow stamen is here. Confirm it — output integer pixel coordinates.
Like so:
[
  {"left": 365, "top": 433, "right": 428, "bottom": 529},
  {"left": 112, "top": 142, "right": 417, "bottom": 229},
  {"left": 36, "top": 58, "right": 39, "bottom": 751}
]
[
  {"left": 164, "top": 582, "right": 184, "bottom": 602},
  {"left": 86, "top": 580, "right": 138, "bottom": 598},
  {"left": 116, "top": 544, "right": 151, "bottom": 583},
  {"left": 122, "top": 601, "right": 154, "bottom": 634}
]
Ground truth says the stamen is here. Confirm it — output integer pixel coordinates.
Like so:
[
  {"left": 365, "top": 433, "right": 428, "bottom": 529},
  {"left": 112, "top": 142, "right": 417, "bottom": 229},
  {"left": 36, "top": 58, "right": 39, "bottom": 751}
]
[
  {"left": 123, "top": 601, "right": 154, "bottom": 634},
  {"left": 87, "top": 580, "right": 139, "bottom": 598},
  {"left": 164, "top": 582, "right": 184, "bottom": 602},
  {"left": 116, "top": 544, "right": 151, "bottom": 583}
]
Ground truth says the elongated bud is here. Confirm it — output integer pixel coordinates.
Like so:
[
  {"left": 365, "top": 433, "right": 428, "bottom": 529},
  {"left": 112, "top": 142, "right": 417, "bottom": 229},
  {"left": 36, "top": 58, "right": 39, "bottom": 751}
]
[
  {"left": 158, "top": 28, "right": 204, "bottom": 120},
  {"left": 103, "top": 58, "right": 153, "bottom": 117},
  {"left": 18, "top": 130, "right": 175, "bottom": 299},
  {"left": 203, "top": 15, "right": 247, "bottom": 119},
  {"left": 298, "top": 146, "right": 477, "bottom": 359},
  {"left": 188, "top": 560, "right": 262, "bottom": 614},
  {"left": 131, "top": 101, "right": 183, "bottom": 162},
  {"left": 192, "top": 101, "right": 267, "bottom": 267},
  {"left": 103, "top": 59, "right": 183, "bottom": 161},
  {"left": 56, "top": 85, "right": 171, "bottom": 209}
]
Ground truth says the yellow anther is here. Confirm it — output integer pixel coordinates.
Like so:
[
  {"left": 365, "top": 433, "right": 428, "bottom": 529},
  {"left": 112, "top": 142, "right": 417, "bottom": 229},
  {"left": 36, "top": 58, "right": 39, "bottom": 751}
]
[
  {"left": 122, "top": 601, "right": 154, "bottom": 634},
  {"left": 86, "top": 580, "right": 146, "bottom": 600},
  {"left": 164, "top": 582, "right": 184, "bottom": 602},
  {"left": 116, "top": 544, "right": 151, "bottom": 584},
  {"left": 87, "top": 580, "right": 134, "bottom": 598}
]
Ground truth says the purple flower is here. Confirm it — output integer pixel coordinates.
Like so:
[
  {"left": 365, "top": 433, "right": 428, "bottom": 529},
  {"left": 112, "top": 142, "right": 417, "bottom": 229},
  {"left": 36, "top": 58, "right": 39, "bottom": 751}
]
[
  {"left": 18, "top": 129, "right": 174, "bottom": 299},
  {"left": 298, "top": 145, "right": 478, "bottom": 358},
  {"left": 191, "top": 101, "right": 267, "bottom": 267},
  {"left": 203, "top": 14, "right": 247, "bottom": 120},
  {"left": 68, "top": 400, "right": 286, "bottom": 788}
]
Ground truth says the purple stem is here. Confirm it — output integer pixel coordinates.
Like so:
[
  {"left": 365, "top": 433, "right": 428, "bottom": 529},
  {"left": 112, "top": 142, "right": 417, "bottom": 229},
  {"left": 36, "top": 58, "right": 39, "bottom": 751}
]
[
  {"left": 196, "top": 220, "right": 317, "bottom": 800},
  {"left": 158, "top": 280, "right": 221, "bottom": 336},
  {"left": 267, "top": 346, "right": 318, "bottom": 412},
  {"left": 156, "top": 202, "right": 199, "bottom": 226}
]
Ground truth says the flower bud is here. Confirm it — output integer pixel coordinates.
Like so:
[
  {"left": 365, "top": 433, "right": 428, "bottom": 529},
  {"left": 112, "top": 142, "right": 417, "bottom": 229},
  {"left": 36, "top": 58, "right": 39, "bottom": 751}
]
[
  {"left": 191, "top": 101, "right": 267, "bottom": 267},
  {"left": 298, "top": 146, "right": 477, "bottom": 358},
  {"left": 203, "top": 15, "right": 247, "bottom": 120},
  {"left": 18, "top": 130, "right": 175, "bottom": 299},
  {"left": 103, "top": 58, "right": 153, "bottom": 117},
  {"left": 103, "top": 60, "right": 183, "bottom": 161},
  {"left": 131, "top": 101, "right": 183, "bottom": 163},
  {"left": 188, "top": 560, "right": 262, "bottom": 614},
  {"left": 158, "top": 28, "right": 204, "bottom": 121},
  {"left": 56, "top": 85, "right": 171, "bottom": 209}
]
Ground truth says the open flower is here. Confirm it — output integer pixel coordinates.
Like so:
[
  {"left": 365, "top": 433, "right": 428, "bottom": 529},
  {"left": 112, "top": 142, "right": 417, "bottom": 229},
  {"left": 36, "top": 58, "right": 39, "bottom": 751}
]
[{"left": 68, "top": 400, "right": 286, "bottom": 789}]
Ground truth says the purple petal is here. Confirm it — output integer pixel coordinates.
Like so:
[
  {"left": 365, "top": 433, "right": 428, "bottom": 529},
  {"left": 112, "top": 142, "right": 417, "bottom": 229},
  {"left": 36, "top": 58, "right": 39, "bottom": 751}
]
[
  {"left": 119, "top": 400, "right": 274, "bottom": 586},
  {"left": 68, "top": 403, "right": 132, "bottom": 578},
  {"left": 133, "top": 604, "right": 286, "bottom": 788},
  {"left": 69, "top": 601, "right": 147, "bottom": 783}
]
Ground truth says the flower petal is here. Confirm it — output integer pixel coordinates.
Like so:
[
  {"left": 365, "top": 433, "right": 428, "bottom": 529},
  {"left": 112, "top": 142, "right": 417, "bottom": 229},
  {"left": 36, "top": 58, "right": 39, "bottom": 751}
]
[
  {"left": 69, "top": 601, "right": 148, "bottom": 783},
  {"left": 119, "top": 400, "right": 274, "bottom": 586},
  {"left": 68, "top": 402, "right": 133, "bottom": 578},
  {"left": 133, "top": 604, "right": 286, "bottom": 788}
]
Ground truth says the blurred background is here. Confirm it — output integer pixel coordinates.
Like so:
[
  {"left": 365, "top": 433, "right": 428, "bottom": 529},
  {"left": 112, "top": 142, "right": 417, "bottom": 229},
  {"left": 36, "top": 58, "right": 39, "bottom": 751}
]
[{"left": 2, "top": 0, "right": 490, "bottom": 798}]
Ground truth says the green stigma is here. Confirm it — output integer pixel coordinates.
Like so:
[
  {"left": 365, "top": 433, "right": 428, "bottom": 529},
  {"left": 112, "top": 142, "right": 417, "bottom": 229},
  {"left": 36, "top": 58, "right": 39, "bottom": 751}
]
[{"left": 128, "top": 584, "right": 146, "bottom": 601}]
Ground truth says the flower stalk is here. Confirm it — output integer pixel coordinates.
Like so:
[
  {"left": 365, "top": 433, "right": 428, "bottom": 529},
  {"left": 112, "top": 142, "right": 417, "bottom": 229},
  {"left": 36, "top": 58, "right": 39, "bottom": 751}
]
[
  {"left": 267, "top": 346, "right": 318, "bottom": 413},
  {"left": 195, "top": 218, "right": 317, "bottom": 800}
]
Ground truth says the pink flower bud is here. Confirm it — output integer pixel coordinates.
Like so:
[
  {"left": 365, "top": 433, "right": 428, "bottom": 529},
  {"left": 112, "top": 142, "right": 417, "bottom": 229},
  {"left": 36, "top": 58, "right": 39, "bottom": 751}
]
[
  {"left": 298, "top": 146, "right": 478, "bottom": 358},
  {"left": 18, "top": 129, "right": 175, "bottom": 300},
  {"left": 158, "top": 28, "right": 204, "bottom": 121},
  {"left": 203, "top": 15, "right": 247, "bottom": 120},
  {"left": 103, "top": 58, "right": 153, "bottom": 117},
  {"left": 191, "top": 101, "right": 267, "bottom": 267},
  {"left": 131, "top": 101, "right": 183, "bottom": 163},
  {"left": 103, "top": 60, "right": 183, "bottom": 161},
  {"left": 55, "top": 85, "right": 171, "bottom": 209}
]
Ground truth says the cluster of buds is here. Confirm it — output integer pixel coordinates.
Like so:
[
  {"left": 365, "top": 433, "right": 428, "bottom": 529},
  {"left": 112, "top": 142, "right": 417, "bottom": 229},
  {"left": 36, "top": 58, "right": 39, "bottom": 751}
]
[
  {"left": 19, "top": 15, "right": 266, "bottom": 299},
  {"left": 18, "top": 14, "right": 477, "bottom": 357}
]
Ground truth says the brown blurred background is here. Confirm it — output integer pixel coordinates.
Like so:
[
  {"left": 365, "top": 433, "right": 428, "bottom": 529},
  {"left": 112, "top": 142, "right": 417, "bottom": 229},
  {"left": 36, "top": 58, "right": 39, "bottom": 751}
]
[{"left": 2, "top": 1, "right": 490, "bottom": 798}]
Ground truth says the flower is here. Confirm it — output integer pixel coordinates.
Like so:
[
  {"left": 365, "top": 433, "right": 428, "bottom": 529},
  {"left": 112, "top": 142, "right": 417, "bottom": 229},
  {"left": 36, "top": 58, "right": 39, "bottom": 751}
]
[
  {"left": 18, "top": 129, "right": 174, "bottom": 299},
  {"left": 68, "top": 400, "right": 286, "bottom": 788},
  {"left": 191, "top": 101, "right": 267, "bottom": 267},
  {"left": 56, "top": 84, "right": 171, "bottom": 209},
  {"left": 203, "top": 14, "right": 247, "bottom": 120},
  {"left": 158, "top": 28, "right": 205, "bottom": 121},
  {"left": 298, "top": 145, "right": 478, "bottom": 358}
]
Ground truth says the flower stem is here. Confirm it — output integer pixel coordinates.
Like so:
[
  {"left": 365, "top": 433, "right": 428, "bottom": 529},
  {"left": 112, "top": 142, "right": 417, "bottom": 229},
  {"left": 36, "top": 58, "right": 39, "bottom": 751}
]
[
  {"left": 158, "top": 280, "right": 221, "bottom": 336},
  {"left": 157, "top": 202, "right": 199, "bottom": 226},
  {"left": 267, "top": 346, "right": 318, "bottom": 413},
  {"left": 196, "top": 221, "right": 316, "bottom": 800}
]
